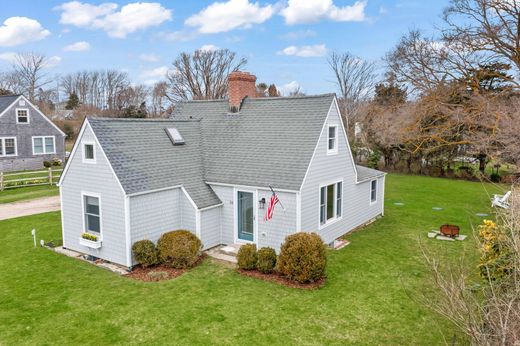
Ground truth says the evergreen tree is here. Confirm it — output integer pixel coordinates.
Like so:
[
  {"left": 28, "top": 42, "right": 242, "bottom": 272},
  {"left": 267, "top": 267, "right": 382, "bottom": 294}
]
[{"left": 65, "top": 92, "right": 80, "bottom": 110}]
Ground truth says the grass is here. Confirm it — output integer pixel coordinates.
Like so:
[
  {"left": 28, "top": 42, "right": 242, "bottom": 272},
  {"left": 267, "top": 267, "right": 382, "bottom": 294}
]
[
  {"left": 0, "top": 167, "right": 61, "bottom": 204},
  {"left": 0, "top": 175, "right": 505, "bottom": 345},
  {"left": 0, "top": 185, "right": 59, "bottom": 204}
]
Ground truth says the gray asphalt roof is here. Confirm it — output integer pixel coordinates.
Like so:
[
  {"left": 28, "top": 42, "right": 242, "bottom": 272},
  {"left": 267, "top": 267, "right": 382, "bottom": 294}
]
[
  {"left": 88, "top": 118, "right": 221, "bottom": 209},
  {"left": 86, "top": 94, "right": 384, "bottom": 208},
  {"left": 355, "top": 165, "right": 386, "bottom": 182},
  {"left": 0, "top": 95, "right": 20, "bottom": 114},
  {"left": 173, "top": 94, "right": 336, "bottom": 191}
]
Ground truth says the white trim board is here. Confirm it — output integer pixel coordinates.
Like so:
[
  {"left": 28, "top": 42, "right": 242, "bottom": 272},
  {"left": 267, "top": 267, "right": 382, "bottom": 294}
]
[{"left": 207, "top": 181, "right": 298, "bottom": 194}]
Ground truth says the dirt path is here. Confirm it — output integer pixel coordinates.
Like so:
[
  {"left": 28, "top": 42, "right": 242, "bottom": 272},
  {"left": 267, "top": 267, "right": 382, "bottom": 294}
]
[{"left": 0, "top": 196, "right": 61, "bottom": 221}]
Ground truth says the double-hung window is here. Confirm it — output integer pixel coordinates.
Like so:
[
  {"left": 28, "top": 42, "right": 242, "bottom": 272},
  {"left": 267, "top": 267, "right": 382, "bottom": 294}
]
[
  {"left": 32, "top": 136, "right": 55, "bottom": 155},
  {"left": 0, "top": 137, "right": 17, "bottom": 157},
  {"left": 370, "top": 180, "right": 377, "bottom": 204},
  {"left": 84, "top": 195, "right": 101, "bottom": 234},
  {"left": 16, "top": 109, "right": 29, "bottom": 123},
  {"left": 320, "top": 181, "right": 343, "bottom": 226},
  {"left": 327, "top": 125, "right": 338, "bottom": 154}
]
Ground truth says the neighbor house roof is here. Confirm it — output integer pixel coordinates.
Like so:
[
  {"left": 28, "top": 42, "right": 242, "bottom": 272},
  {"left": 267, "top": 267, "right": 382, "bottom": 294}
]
[
  {"left": 88, "top": 118, "right": 221, "bottom": 209},
  {"left": 0, "top": 95, "right": 20, "bottom": 114},
  {"left": 173, "top": 94, "right": 336, "bottom": 191}
]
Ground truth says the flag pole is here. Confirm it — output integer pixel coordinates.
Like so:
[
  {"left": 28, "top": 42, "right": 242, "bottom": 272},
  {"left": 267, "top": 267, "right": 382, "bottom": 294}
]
[{"left": 269, "top": 185, "right": 286, "bottom": 211}]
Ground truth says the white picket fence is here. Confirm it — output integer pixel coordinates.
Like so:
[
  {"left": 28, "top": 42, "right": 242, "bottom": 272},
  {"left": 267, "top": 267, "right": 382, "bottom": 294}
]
[{"left": 0, "top": 168, "right": 63, "bottom": 191}]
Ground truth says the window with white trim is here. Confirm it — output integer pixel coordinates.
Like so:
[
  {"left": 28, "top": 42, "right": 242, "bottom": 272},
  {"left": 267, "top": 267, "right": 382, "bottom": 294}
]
[
  {"left": 320, "top": 181, "right": 342, "bottom": 225},
  {"left": 370, "top": 180, "right": 377, "bottom": 203},
  {"left": 83, "top": 143, "right": 95, "bottom": 162},
  {"left": 327, "top": 125, "right": 337, "bottom": 154},
  {"left": 84, "top": 195, "right": 101, "bottom": 234},
  {"left": 16, "top": 109, "right": 29, "bottom": 123},
  {"left": 0, "top": 137, "right": 17, "bottom": 157},
  {"left": 32, "top": 136, "right": 55, "bottom": 155}
]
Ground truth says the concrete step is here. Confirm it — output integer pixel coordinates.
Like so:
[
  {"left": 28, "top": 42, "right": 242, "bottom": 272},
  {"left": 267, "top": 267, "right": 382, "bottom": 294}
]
[{"left": 205, "top": 244, "right": 242, "bottom": 264}]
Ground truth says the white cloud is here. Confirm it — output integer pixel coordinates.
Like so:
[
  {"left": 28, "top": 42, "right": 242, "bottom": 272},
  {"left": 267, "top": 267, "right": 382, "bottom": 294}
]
[
  {"left": 281, "top": 0, "right": 367, "bottom": 24},
  {"left": 56, "top": 1, "right": 172, "bottom": 38},
  {"left": 63, "top": 41, "right": 91, "bottom": 51},
  {"left": 47, "top": 56, "right": 62, "bottom": 68},
  {"left": 140, "top": 65, "right": 170, "bottom": 80},
  {"left": 185, "top": 0, "right": 274, "bottom": 34},
  {"left": 278, "top": 44, "right": 327, "bottom": 57},
  {"left": 139, "top": 53, "right": 160, "bottom": 62},
  {"left": 0, "top": 17, "right": 50, "bottom": 47},
  {"left": 279, "top": 81, "right": 302, "bottom": 95},
  {"left": 159, "top": 30, "right": 199, "bottom": 42},
  {"left": 199, "top": 44, "right": 219, "bottom": 51}
]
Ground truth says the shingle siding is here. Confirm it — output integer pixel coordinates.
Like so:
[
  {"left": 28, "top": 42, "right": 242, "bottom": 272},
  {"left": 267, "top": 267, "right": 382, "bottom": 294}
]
[
  {"left": 60, "top": 124, "right": 127, "bottom": 266},
  {"left": 200, "top": 207, "right": 221, "bottom": 249},
  {"left": 129, "top": 188, "right": 181, "bottom": 244},
  {"left": 180, "top": 191, "right": 197, "bottom": 233},
  {"left": 300, "top": 101, "right": 384, "bottom": 244},
  {"left": 0, "top": 96, "right": 65, "bottom": 172}
]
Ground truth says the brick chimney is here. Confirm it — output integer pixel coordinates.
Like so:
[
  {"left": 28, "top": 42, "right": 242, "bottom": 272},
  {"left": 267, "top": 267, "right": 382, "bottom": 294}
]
[{"left": 228, "top": 71, "right": 257, "bottom": 112}]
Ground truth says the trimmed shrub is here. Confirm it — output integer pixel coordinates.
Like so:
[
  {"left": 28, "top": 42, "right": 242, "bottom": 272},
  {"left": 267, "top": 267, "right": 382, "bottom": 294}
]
[
  {"left": 157, "top": 230, "right": 202, "bottom": 269},
  {"left": 257, "top": 247, "right": 277, "bottom": 274},
  {"left": 277, "top": 232, "right": 327, "bottom": 283},
  {"left": 132, "top": 239, "right": 159, "bottom": 268},
  {"left": 237, "top": 244, "right": 257, "bottom": 270},
  {"left": 43, "top": 161, "right": 52, "bottom": 168}
]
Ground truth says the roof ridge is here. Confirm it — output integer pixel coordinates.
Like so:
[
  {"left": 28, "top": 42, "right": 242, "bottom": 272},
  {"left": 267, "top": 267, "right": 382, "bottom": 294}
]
[
  {"left": 177, "top": 93, "right": 336, "bottom": 105},
  {"left": 88, "top": 117, "right": 200, "bottom": 123}
]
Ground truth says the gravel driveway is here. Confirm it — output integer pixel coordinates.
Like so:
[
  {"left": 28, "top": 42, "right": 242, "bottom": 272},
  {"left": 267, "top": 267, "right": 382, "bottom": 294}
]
[{"left": 0, "top": 196, "right": 61, "bottom": 221}]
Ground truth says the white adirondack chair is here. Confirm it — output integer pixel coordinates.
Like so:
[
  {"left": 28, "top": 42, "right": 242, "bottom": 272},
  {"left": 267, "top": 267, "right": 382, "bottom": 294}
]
[{"left": 491, "top": 191, "right": 511, "bottom": 209}]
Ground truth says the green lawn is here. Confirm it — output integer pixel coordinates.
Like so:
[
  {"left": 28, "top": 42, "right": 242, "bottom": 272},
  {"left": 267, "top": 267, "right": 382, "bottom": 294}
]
[
  {"left": 0, "top": 185, "right": 59, "bottom": 204},
  {"left": 0, "top": 175, "right": 505, "bottom": 345},
  {"left": 0, "top": 167, "right": 61, "bottom": 204}
]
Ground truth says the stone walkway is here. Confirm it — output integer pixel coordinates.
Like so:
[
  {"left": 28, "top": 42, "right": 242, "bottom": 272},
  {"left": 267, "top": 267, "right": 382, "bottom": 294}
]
[{"left": 0, "top": 196, "right": 61, "bottom": 221}]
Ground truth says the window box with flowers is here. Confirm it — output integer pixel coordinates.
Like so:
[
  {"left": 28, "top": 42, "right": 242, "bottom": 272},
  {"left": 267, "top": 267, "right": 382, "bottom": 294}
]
[{"left": 79, "top": 233, "right": 102, "bottom": 249}]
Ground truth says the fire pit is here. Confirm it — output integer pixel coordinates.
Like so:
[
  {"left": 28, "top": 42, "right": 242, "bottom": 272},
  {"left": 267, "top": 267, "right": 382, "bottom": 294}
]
[{"left": 440, "top": 224, "right": 460, "bottom": 238}]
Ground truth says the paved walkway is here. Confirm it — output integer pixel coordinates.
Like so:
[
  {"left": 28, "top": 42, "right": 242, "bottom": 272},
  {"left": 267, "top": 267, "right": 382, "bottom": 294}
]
[{"left": 0, "top": 196, "right": 61, "bottom": 221}]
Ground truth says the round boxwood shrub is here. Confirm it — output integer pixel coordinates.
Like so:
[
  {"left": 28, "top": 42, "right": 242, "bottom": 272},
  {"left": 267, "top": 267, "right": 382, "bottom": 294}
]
[
  {"left": 277, "top": 232, "right": 327, "bottom": 283},
  {"left": 132, "top": 239, "right": 159, "bottom": 268},
  {"left": 157, "top": 230, "right": 202, "bottom": 269},
  {"left": 237, "top": 244, "right": 257, "bottom": 270},
  {"left": 256, "top": 247, "right": 277, "bottom": 274},
  {"left": 43, "top": 161, "right": 52, "bottom": 168}
]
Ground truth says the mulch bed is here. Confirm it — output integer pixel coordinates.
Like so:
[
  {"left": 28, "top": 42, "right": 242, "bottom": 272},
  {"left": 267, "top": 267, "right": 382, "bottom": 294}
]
[
  {"left": 237, "top": 269, "right": 325, "bottom": 289},
  {"left": 126, "top": 254, "right": 206, "bottom": 282}
]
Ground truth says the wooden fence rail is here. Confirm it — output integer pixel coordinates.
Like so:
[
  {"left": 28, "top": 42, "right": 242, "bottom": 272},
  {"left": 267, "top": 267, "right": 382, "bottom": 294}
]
[{"left": 0, "top": 169, "right": 63, "bottom": 191}]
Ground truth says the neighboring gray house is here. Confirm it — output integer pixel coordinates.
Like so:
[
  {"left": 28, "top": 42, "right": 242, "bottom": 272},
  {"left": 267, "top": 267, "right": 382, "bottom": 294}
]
[
  {"left": 58, "top": 71, "right": 386, "bottom": 268},
  {"left": 0, "top": 95, "right": 66, "bottom": 172}
]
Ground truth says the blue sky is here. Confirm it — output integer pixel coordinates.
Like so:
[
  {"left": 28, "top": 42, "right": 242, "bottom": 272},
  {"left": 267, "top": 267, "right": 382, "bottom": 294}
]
[{"left": 0, "top": 0, "right": 451, "bottom": 96}]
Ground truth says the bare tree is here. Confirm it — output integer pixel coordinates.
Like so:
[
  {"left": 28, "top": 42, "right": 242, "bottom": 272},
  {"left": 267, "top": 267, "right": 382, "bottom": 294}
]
[
  {"left": 0, "top": 71, "right": 24, "bottom": 94},
  {"left": 60, "top": 70, "right": 130, "bottom": 110},
  {"left": 443, "top": 0, "right": 520, "bottom": 81},
  {"left": 328, "top": 51, "right": 377, "bottom": 129},
  {"left": 12, "top": 52, "right": 52, "bottom": 102},
  {"left": 151, "top": 81, "right": 169, "bottom": 117},
  {"left": 166, "top": 48, "right": 247, "bottom": 102}
]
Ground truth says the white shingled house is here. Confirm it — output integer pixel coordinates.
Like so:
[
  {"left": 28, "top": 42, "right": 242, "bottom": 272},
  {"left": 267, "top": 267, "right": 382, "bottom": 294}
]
[{"left": 58, "top": 71, "right": 386, "bottom": 268}]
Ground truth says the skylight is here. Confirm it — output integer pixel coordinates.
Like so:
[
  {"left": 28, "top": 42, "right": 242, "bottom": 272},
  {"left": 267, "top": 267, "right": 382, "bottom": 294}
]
[{"left": 165, "top": 128, "right": 185, "bottom": 145}]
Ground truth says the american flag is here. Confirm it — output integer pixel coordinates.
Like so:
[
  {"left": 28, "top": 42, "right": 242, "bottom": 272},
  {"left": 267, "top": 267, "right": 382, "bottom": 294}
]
[{"left": 264, "top": 192, "right": 279, "bottom": 221}]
